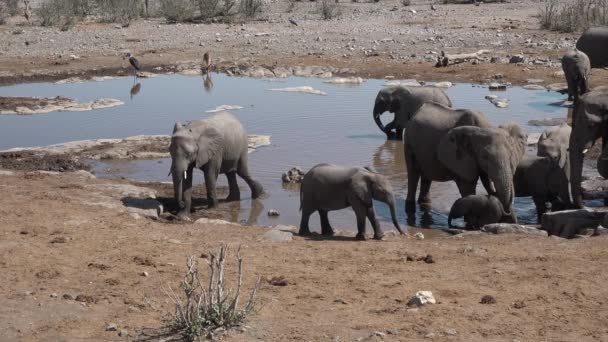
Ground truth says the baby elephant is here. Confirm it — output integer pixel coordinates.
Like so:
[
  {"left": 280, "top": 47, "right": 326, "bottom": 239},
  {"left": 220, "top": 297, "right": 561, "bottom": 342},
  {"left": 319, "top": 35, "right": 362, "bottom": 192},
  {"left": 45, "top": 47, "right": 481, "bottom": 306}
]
[
  {"left": 514, "top": 155, "right": 572, "bottom": 222},
  {"left": 299, "top": 163, "right": 405, "bottom": 240},
  {"left": 448, "top": 195, "right": 504, "bottom": 229}
]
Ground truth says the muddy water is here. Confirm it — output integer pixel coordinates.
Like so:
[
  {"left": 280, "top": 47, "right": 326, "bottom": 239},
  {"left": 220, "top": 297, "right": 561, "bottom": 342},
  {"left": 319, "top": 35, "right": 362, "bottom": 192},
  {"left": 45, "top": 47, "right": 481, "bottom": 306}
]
[{"left": 0, "top": 74, "right": 574, "bottom": 231}]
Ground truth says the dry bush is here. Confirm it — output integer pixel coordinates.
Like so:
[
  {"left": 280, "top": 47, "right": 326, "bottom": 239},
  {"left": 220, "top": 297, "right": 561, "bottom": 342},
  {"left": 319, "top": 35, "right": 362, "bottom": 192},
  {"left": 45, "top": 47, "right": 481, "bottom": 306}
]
[
  {"left": 164, "top": 245, "right": 261, "bottom": 341},
  {"left": 539, "top": 0, "right": 608, "bottom": 32},
  {"left": 158, "top": 0, "right": 195, "bottom": 22},
  {"left": 94, "top": 0, "right": 142, "bottom": 23},
  {"left": 239, "top": 0, "right": 263, "bottom": 17},
  {"left": 5, "top": 0, "right": 19, "bottom": 16},
  {"left": 402, "top": 0, "right": 411, "bottom": 6},
  {"left": 318, "top": 0, "right": 341, "bottom": 19}
]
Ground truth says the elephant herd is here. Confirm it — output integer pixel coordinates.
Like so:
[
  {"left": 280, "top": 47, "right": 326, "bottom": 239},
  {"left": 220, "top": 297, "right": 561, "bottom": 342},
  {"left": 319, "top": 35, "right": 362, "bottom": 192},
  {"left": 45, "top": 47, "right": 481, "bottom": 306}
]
[{"left": 168, "top": 26, "right": 608, "bottom": 240}]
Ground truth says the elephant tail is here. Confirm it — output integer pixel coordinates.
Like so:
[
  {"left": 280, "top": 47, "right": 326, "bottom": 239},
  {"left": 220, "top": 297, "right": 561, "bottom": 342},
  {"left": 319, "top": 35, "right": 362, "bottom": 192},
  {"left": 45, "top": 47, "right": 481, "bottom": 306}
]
[{"left": 299, "top": 184, "right": 303, "bottom": 212}]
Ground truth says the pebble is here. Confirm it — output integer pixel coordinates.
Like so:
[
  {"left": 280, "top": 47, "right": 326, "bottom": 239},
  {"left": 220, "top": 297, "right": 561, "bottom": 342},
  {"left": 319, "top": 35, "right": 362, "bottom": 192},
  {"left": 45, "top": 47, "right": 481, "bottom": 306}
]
[
  {"left": 141, "top": 271, "right": 149, "bottom": 277},
  {"left": 446, "top": 329, "right": 458, "bottom": 336},
  {"left": 267, "top": 209, "right": 280, "bottom": 217},
  {"left": 106, "top": 323, "right": 118, "bottom": 331},
  {"left": 414, "top": 232, "right": 424, "bottom": 240},
  {"left": 407, "top": 291, "right": 436, "bottom": 307}
]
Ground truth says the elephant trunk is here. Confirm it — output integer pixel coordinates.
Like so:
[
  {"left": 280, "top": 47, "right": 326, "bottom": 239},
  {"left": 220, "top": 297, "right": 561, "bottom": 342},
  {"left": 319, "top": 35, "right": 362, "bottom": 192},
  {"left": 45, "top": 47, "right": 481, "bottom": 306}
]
[
  {"left": 387, "top": 196, "right": 405, "bottom": 235},
  {"left": 569, "top": 138, "right": 593, "bottom": 208},
  {"left": 491, "top": 165, "right": 516, "bottom": 222},
  {"left": 171, "top": 162, "right": 187, "bottom": 211},
  {"left": 373, "top": 102, "right": 387, "bottom": 133},
  {"left": 447, "top": 199, "right": 462, "bottom": 228}
]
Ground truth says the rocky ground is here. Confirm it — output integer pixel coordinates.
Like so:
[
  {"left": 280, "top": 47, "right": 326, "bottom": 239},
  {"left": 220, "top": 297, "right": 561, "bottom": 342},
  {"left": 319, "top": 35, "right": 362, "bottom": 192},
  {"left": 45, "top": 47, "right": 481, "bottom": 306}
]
[{"left": 3, "top": 0, "right": 608, "bottom": 340}]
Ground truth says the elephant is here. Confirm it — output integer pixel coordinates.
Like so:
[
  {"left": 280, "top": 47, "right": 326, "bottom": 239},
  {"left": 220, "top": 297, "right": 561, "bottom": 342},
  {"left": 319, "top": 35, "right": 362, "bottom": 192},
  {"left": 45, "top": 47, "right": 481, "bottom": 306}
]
[
  {"left": 538, "top": 123, "right": 571, "bottom": 179},
  {"left": 298, "top": 163, "right": 405, "bottom": 240},
  {"left": 576, "top": 26, "right": 608, "bottom": 68},
  {"left": 514, "top": 155, "right": 572, "bottom": 222},
  {"left": 561, "top": 49, "right": 591, "bottom": 101},
  {"left": 447, "top": 194, "right": 504, "bottom": 229},
  {"left": 169, "top": 111, "right": 264, "bottom": 219},
  {"left": 373, "top": 86, "right": 452, "bottom": 140},
  {"left": 437, "top": 123, "right": 527, "bottom": 223},
  {"left": 403, "top": 102, "right": 492, "bottom": 216},
  {"left": 569, "top": 88, "right": 608, "bottom": 208}
]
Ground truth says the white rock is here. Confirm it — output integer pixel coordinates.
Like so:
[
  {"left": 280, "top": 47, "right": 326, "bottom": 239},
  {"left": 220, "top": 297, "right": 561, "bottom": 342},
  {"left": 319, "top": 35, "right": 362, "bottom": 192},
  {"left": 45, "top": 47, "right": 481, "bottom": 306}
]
[
  {"left": 194, "top": 218, "right": 238, "bottom": 226},
  {"left": 0, "top": 170, "right": 15, "bottom": 176},
  {"left": 414, "top": 232, "right": 424, "bottom": 240},
  {"left": 432, "top": 81, "right": 453, "bottom": 88},
  {"left": 205, "top": 105, "right": 244, "bottom": 113},
  {"left": 267, "top": 86, "right": 327, "bottom": 96},
  {"left": 523, "top": 84, "right": 546, "bottom": 91},
  {"left": 323, "top": 77, "right": 364, "bottom": 85},
  {"left": 407, "top": 291, "right": 436, "bottom": 307},
  {"left": 260, "top": 229, "right": 293, "bottom": 242}
]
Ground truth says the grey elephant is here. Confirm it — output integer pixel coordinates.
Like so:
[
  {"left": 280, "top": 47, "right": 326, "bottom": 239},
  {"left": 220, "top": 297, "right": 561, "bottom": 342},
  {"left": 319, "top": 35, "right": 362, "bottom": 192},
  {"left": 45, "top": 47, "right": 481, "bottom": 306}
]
[
  {"left": 576, "top": 26, "right": 608, "bottom": 68},
  {"left": 514, "top": 155, "right": 572, "bottom": 222},
  {"left": 169, "top": 112, "right": 264, "bottom": 219},
  {"left": 437, "top": 124, "right": 527, "bottom": 223},
  {"left": 561, "top": 49, "right": 591, "bottom": 101},
  {"left": 404, "top": 102, "right": 492, "bottom": 216},
  {"left": 569, "top": 87, "right": 608, "bottom": 208},
  {"left": 373, "top": 86, "right": 452, "bottom": 140},
  {"left": 299, "top": 163, "right": 405, "bottom": 240},
  {"left": 448, "top": 194, "right": 504, "bottom": 229}
]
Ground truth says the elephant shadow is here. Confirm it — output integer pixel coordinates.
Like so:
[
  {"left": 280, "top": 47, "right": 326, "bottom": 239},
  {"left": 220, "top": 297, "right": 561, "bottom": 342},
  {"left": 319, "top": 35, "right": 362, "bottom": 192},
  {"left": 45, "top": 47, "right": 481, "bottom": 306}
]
[{"left": 300, "top": 233, "right": 371, "bottom": 242}]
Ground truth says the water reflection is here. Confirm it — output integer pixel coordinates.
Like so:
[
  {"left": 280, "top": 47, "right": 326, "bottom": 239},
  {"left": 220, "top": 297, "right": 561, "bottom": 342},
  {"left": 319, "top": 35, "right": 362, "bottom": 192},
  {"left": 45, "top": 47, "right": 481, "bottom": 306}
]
[
  {"left": 203, "top": 74, "right": 214, "bottom": 93},
  {"left": 372, "top": 140, "right": 406, "bottom": 177},
  {"left": 130, "top": 82, "right": 141, "bottom": 99}
]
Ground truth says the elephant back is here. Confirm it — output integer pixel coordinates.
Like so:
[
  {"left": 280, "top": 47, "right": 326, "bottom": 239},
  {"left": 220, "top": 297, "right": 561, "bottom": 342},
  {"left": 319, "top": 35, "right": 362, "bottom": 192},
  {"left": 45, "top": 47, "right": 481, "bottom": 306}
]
[{"left": 576, "top": 26, "right": 608, "bottom": 68}]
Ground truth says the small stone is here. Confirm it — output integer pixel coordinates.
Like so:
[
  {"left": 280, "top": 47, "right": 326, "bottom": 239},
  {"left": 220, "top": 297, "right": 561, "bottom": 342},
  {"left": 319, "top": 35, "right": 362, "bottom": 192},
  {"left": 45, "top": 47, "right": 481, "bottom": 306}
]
[
  {"left": 414, "top": 232, "right": 424, "bottom": 240},
  {"left": 50, "top": 293, "right": 58, "bottom": 298},
  {"left": 267, "top": 209, "right": 280, "bottom": 217},
  {"left": 216, "top": 38, "right": 223, "bottom": 42},
  {"left": 62, "top": 294, "right": 74, "bottom": 300},
  {"left": 424, "top": 332, "right": 435, "bottom": 338},
  {"left": 373, "top": 331, "right": 386, "bottom": 337},
  {"left": 480, "top": 295, "right": 496, "bottom": 304},
  {"left": 167, "top": 239, "right": 182, "bottom": 244},
  {"left": 406, "top": 254, "right": 415, "bottom": 261},
  {"left": 423, "top": 254, "right": 434, "bottom": 264},
  {"left": 141, "top": 271, "right": 149, "bottom": 277},
  {"left": 489, "top": 83, "right": 507, "bottom": 90},
  {"left": 446, "top": 329, "right": 457, "bottom": 336},
  {"left": 119, "top": 329, "right": 128, "bottom": 337},
  {"left": 269, "top": 276, "right": 289, "bottom": 286},
  {"left": 509, "top": 54, "right": 525, "bottom": 64},
  {"left": 106, "top": 323, "right": 118, "bottom": 331},
  {"left": 407, "top": 291, "right": 436, "bottom": 307}
]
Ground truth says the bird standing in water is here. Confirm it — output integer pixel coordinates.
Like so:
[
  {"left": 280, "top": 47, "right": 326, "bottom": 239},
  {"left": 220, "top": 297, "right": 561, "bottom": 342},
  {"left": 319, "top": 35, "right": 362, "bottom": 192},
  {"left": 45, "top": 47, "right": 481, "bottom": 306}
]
[
  {"left": 202, "top": 51, "right": 212, "bottom": 74},
  {"left": 125, "top": 53, "right": 141, "bottom": 77}
]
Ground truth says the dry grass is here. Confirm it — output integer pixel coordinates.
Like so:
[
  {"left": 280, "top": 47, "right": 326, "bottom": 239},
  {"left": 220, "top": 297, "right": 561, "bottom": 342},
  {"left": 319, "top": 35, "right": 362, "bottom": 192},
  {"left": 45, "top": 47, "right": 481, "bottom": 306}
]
[{"left": 539, "top": 0, "right": 608, "bottom": 32}]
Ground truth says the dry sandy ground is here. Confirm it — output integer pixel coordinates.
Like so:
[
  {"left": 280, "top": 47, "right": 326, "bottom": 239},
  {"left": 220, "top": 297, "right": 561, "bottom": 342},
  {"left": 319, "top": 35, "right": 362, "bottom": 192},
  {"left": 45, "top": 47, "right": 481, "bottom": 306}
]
[{"left": 1, "top": 171, "right": 608, "bottom": 342}]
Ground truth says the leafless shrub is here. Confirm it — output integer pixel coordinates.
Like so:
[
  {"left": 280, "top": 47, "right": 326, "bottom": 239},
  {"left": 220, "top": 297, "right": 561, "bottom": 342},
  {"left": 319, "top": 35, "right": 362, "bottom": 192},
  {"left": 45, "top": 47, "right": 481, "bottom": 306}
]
[
  {"left": 402, "top": 0, "right": 411, "bottom": 6},
  {"left": 163, "top": 245, "right": 261, "bottom": 341},
  {"left": 158, "top": 0, "right": 195, "bottom": 22},
  {"left": 239, "top": 0, "right": 263, "bottom": 18},
  {"left": 6, "top": 0, "right": 19, "bottom": 16},
  {"left": 318, "top": 0, "right": 341, "bottom": 19},
  {"left": 94, "top": 0, "right": 142, "bottom": 23},
  {"left": 539, "top": 0, "right": 608, "bottom": 32}
]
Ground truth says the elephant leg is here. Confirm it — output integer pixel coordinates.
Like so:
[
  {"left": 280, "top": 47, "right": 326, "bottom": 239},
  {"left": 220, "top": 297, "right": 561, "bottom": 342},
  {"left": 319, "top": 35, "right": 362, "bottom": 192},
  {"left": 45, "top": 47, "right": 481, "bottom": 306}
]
[
  {"left": 299, "top": 208, "right": 315, "bottom": 236},
  {"left": 385, "top": 120, "right": 397, "bottom": 140},
  {"left": 418, "top": 177, "right": 432, "bottom": 210},
  {"left": 480, "top": 172, "right": 496, "bottom": 195},
  {"left": 565, "top": 74, "right": 575, "bottom": 101},
  {"left": 178, "top": 166, "right": 194, "bottom": 217},
  {"left": 366, "top": 206, "right": 384, "bottom": 240},
  {"left": 237, "top": 158, "right": 264, "bottom": 199},
  {"left": 394, "top": 126, "right": 404, "bottom": 141},
  {"left": 319, "top": 210, "right": 334, "bottom": 236},
  {"left": 352, "top": 202, "right": 368, "bottom": 240},
  {"left": 204, "top": 167, "right": 219, "bottom": 208},
  {"left": 405, "top": 146, "right": 419, "bottom": 215},
  {"left": 225, "top": 171, "right": 240, "bottom": 202},
  {"left": 456, "top": 179, "right": 477, "bottom": 198}
]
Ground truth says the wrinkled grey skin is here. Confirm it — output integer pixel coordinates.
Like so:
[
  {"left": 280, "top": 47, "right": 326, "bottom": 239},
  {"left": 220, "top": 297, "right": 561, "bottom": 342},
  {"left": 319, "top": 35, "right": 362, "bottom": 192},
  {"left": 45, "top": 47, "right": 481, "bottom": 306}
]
[
  {"left": 169, "top": 111, "right": 264, "bottom": 219},
  {"left": 299, "top": 163, "right": 405, "bottom": 240},
  {"left": 537, "top": 123, "right": 571, "bottom": 178},
  {"left": 438, "top": 124, "right": 527, "bottom": 223},
  {"left": 576, "top": 26, "right": 608, "bottom": 68},
  {"left": 448, "top": 194, "right": 504, "bottom": 229},
  {"left": 569, "top": 88, "right": 608, "bottom": 208},
  {"left": 514, "top": 155, "right": 572, "bottom": 222},
  {"left": 562, "top": 49, "right": 591, "bottom": 101},
  {"left": 373, "top": 86, "right": 452, "bottom": 140},
  {"left": 404, "top": 102, "right": 492, "bottom": 216}
]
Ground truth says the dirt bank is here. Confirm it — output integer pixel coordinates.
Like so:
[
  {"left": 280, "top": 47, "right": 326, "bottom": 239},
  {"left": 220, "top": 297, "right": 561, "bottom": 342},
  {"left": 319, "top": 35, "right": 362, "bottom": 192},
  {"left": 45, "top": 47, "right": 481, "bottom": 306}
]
[{"left": 1, "top": 170, "right": 608, "bottom": 341}]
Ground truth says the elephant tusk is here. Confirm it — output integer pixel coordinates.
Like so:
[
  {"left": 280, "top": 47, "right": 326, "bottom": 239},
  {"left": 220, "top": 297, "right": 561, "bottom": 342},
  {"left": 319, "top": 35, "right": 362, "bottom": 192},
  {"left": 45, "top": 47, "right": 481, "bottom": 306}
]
[
  {"left": 184, "top": 170, "right": 188, "bottom": 180},
  {"left": 583, "top": 148, "right": 589, "bottom": 154}
]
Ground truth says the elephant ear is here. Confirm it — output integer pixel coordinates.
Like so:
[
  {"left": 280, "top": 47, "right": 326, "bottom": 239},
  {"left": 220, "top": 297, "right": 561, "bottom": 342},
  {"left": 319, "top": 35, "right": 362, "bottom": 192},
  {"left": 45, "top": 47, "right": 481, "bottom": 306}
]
[
  {"left": 195, "top": 126, "right": 223, "bottom": 168},
  {"left": 173, "top": 122, "right": 185, "bottom": 134},
  {"left": 437, "top": 130, "right": 479, "bottom": 182},
  {"left": 350, "top": 172, "right": 373, "bottom": 207},
  {"left": 558, "top": 144, "right": 568, "bottom": 170}
]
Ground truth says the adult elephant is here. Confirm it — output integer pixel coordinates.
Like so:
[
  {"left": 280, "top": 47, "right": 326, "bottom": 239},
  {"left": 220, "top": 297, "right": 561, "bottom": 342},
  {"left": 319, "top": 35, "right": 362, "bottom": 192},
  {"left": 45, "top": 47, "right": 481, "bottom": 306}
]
[
  {"left": 576, "top": 26, "right": 608, "bottom": 68},
  {"left": 403, "top": 102, "right": 491, "bottom": 215},
  {"left": 169, "top": 111, "right": 264, "bottom": 219},
  {"left": 373, "top": 86, "right": 452, "bottom": 140},
  {"left": 569, "top": 88, "right": 608, "bottom": 208},
  {"left": 437, "top": 124, "right": 527, "bottom": 223},
  {"left": 561, "top": 49, "right": 590, "bottom": 101}
]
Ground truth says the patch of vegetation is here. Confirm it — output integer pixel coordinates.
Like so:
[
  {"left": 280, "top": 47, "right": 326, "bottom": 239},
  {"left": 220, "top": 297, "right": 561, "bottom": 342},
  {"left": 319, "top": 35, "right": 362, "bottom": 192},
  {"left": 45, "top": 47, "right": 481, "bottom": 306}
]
[
  {"left": 94, "top": 0, "right": 142, "bottom": 23},
  {"left": 239, "top": 0, "right": 263, "bottom": 18},
  {"left": 318, "top": 0, "right": 341, "bottom": 19},
  {"left": 158, "top": 0, "right": 195, "bottom": 23},
  {"left": 164, "top": 245, "right": 261, "bottom": 341},
  {"left": 539, "top": 0, "right": 608, "bottom": 32}
]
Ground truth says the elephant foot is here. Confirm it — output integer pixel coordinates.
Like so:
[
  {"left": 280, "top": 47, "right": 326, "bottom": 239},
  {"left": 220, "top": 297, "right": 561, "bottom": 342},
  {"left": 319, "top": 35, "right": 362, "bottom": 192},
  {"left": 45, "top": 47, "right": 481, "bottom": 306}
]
[
  {"left": 321, "top": 228, "right": 335, "bottom": 236},
  {"left": 373, "top": 232, "right": 385, "bottom": 240},
  {"left": 207, "top": 198, "right": 218, "bottom": 209},
  {"left": 405, "top": 200, "right": 417, "bottom": 215},
  {"left": 251, "top": 184, "right": 265, "bottom": 199},
  {"left": 418, "top": 200, "right": 432, "bottom": 211},
  {"left": 225, "top": 194, "right": 240, "bottom": 202},
  {"left": 298, "top": 228, "right": 312, "bottom": 237},
  {"left": 176, "top": 211, "right": 192, "bottom": 222},
  {"left": 355, "top": 233, "right": 367, "bottom": 240}
]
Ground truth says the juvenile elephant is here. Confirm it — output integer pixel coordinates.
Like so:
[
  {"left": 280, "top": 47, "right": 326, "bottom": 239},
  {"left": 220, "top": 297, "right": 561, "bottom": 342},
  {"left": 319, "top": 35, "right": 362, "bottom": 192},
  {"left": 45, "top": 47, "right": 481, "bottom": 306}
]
[
  {"left": 576, "top": 26, "right": 608, "bottom": 68},
  {"left": 569, "top": 88, "right": 608, "bottom": 208},
  {"left": 299, "top": 163, "right": 405, "bottom": 240},
  {"left": 437, "top": 124, "right": 527, "bottom": 223},
  {"left": 562, "top": 49, "right": 591, "bottom": 101},
  {"left": 537, "top": 123, "right": 571, "bottom": 180},
  {"left": 169, "top": 112, "right": 264, "bottom": 219},
  {"left": 404, "top": 102, "right": 492, "bottom": 216},
  {"left": 514, "top": 155, "right": 572, "bottom": 222},
  {"left": 373, "top": 86, "right": 452, "bottom": 140},
  {"left": 448, "top": 194, "right": 504, "bottom": 229}
]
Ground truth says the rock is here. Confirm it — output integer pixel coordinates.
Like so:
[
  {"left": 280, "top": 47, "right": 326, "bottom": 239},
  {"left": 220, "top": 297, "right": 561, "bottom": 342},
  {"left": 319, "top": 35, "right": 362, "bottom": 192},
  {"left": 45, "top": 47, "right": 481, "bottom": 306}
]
[
  {"left": 526, "top": 78, "right": 545, "bottom": 84},
  {"left": 0, "top": 170, "right": 15, "bottom": 176},
  {"left": 446, "top": 329, "right": 457, "bottom": 336},
  {"left": 323, "top": 77, "right": 364, "bottom": 85},
  {"left": 267, "top": 209, "right": 280, "bottom": 217},
  {"left": 267, "top": 86, "right": 327, "bottom": 96},
  {"left": 480, "top": 295, "right": 496, "bottom": 304},
  {"left": 119, "top": 329, "right": 128, "bottom": 337},
  {"left": 106, "top": 323, "right": 118, "bottom": 331},
  {"left": 260, "top": 229, "right": 293, "bottom": 242},
  {"left": 528, "top": 118, "right": 567, "bottom": 126},
  {"left": 431, "top": 81, "right": 453, "bottom": 88},
  {"left": 509, "top": 55, "right": 525, "bottom": 64},
  {"left": 205, "top": 105, "right": 244, "bottom": 113},
  {"left": 407, "top": 291, "right": 436, "bottom": 307},
  {"left": 194, "top": 218, "right": 238, "bottom": 226},
  {"left": 1, "top": 96, "right": 124, "bottom": 115},
  {"left": 546, "top": 83, "right": 568, "bottom": 92},
  {"left": 523, "top": 84, "right": 546, "bottom": 91},
  {"left": 282, "top": 167, "right": 305, "bottom": 183},
  {"left": 595, "top": 226, "right": 608, "bottom": 236},
  {"left": 414, "top": 232, "right": 424, "bottom": 240},
  {"left": 488, "top": 83, "right": 507, "bottom": 90},
  {"left": 268, "top": 276, "right": 289, "bottom": 286},
  {"left": 481, "top": 224, "right": 548, "bottom": 236},
  {"left": 50, "top": 293, "right": 58, "bottom": 298},
  {"left": 62, "top": 294, "right": 75, "bottom": 300},
  {"left": 424, "top": 333, "right": 436, "bottom": 338},
  {"left": 141, "top": 271, "right": 149, "bottom": 277},
  {"left": 423, "top": 254, "right": 434, "bottom": 264}
]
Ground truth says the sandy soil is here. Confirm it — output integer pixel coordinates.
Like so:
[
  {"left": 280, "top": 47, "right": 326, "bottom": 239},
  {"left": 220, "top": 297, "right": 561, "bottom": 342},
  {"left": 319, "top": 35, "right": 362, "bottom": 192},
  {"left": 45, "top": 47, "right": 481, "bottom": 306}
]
[
  {"left": 3, "top": 1, "right": 608, "bottom": 341},
  {"left": 1, "top": 170, "right": 608, "bottom": 342}
]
